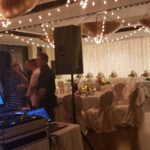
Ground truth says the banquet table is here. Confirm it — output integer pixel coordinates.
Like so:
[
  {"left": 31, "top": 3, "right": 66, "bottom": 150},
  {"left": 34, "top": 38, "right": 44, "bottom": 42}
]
[
  {"left": 78, "top": 92, "right": 102, "bottom": 110},
  {"left": 55, "top": 80, "right": 148, "bottom": 122},
  {"left": 50, "top": 124, "right": 84, "bottom": 150},
  {"left": 137, "top": 80, "right": 150, "bottom": 103},
  {"left": 137, "top": 80, "right": 150, "bottom": 88},
  {"left": 55, "top": 93, "right": 69, "bottom": 122}
]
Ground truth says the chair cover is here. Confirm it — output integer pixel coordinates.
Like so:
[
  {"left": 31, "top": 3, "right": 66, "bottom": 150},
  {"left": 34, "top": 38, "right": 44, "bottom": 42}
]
[
  {"left": 100, "top": 84, "right": 113, "bottom": 93},
  {"left": 64, "top": 82, "right": 71, "bottom": 93},
  {"left": 57, "top": 80, "right": 65, "bottom": 94},
  {"left": 109, "top": 78, "right": 125, "bottom": 85},
  {"left": 113, "top": 83, "right": 126, "bottom": 103},
  {"left": 85, "top": 91, "right": 115, "bottom": 133},
  {"left": 112, "top": 87, "right": 144, "bottom": 127},
  {"left": 62, "top": 94, "right": 88, "bottom": 134}
]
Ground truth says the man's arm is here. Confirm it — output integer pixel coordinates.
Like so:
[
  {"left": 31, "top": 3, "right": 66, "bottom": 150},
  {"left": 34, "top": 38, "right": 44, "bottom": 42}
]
[{"left": 35, "top": 88, "right": 46, "bottom": 107}]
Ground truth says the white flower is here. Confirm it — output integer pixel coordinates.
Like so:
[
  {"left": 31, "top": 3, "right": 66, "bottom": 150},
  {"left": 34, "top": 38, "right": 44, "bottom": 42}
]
[{"left": 111, "top": 71, "right": 117, "bottom": 78}]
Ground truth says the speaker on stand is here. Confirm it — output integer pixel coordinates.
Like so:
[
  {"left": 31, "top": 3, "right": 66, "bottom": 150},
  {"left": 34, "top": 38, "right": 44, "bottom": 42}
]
[{"left": 54, "top": 25, "right": 94, "bottom": 150}]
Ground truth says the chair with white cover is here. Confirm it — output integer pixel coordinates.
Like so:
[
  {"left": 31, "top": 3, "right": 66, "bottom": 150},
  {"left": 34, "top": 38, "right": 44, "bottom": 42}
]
[
  {"left": 109, "top": 78, "right": 125, "bottom": 85},
  {"left": 85, "top": 91, "right": 115, "bottom": 133},
  {"left": 62, "top": 94, "right": 87, "bottom": 134},
  {"left": 113, "top": 83, "right": 126, "bottom": 104},
  {"left": 64, "top": 82, "right": 71, "bottom": 93},
  {"left": 112, "top": 86, "right": 144, "bottom": 127},
  {"left": 100, "top": 84, "right": 113, "bottom": 93},
  {"left": 57, "top": 80, "right": 65, "bottom": 94}
]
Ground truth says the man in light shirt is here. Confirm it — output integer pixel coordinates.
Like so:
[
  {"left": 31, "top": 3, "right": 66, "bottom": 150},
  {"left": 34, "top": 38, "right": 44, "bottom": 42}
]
[{"left": 27, "top": 59, "right": 40, "bottom": 107}]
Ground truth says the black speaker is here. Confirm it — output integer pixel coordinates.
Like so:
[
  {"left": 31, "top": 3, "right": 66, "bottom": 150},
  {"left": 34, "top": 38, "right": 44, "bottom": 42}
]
[{"left": 54, "top": 25, "right": 83, "bottom": 75}]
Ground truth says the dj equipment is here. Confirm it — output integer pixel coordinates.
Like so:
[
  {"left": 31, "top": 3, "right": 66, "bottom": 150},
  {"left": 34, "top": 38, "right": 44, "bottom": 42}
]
[
  {"left": 0, "top": 95, "right": 17, "bottom": 114},
  {"left": 26, "top": 107, "right": 67, "bottom": 133},
  {"left": 0, "top": 112, "right": 49, "bottom": 150}
]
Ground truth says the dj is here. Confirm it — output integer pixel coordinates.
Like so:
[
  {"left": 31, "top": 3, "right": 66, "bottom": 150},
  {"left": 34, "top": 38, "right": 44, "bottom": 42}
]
[{"left": 36, "top": 53, "right": 57, "bottom": 121}]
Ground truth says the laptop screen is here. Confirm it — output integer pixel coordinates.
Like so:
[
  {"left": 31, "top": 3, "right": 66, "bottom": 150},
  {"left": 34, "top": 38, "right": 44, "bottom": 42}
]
[
  {"left": 0, "top": 95, "right": 4, "bottom": 105},
  {"left": 26, "top": 108, "right": 51, "bottom": 122}
]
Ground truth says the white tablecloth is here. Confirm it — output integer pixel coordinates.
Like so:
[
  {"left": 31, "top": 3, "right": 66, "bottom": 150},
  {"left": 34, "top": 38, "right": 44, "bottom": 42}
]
[
  {"left": 79, "top": 92, "right": 101, "bottom": 110},
  {"left": 137, "top": 81, "right": 150, "bottom": 103},
  {"left": 50, "top": 124, "right": 84, "bottom": 150},
  {"left": 14, "top": 138, "right": 50, "bottom": 150}
]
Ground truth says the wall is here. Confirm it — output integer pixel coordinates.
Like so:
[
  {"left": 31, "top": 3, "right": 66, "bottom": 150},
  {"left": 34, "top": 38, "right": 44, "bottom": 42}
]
[
  {"left": 0, "top": 44, "right": 28, "bottom": 70},
  {"left": 82, "top": 37, "right": 150, "bottom": 77},
  {"left": 28, "top": 36, "right": 150, "bottom": 78}
]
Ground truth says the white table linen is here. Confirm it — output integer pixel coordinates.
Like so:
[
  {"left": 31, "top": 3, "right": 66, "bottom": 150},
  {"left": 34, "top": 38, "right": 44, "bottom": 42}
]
[{"left": 50, "top": 124, "right": 84, "bottom": 150}]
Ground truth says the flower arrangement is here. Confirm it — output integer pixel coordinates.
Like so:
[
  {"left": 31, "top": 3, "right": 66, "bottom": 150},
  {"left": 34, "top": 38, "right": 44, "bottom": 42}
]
[
  {"left": 101, "top": 79, "right": 107, "bottom": 84},
  {"left": 97, "top": 72, "right": 105, "bottom": 78},
  {"left": 79, "top": 85, "right": 97, "bottom": 95},
  {"left": 76, "top": 74, "right": 84, "bottom": 79},
  {"left": 97, "top": 77, "right": 110, "bottom": 86},
  {"left": 81, "top": 85, "right": 89, "bottom": 92},
  {"left": 128, "top": 70, "right": 137, "bottom": 77},
  {"left": 141, "top": 70, "right": 150, "bottom": 77},
  {"left": 86, "top": 72, "right": 94, "bottom": 78},
  {"left": 110, "top": 71, "right": 118, "bottom": 78}
]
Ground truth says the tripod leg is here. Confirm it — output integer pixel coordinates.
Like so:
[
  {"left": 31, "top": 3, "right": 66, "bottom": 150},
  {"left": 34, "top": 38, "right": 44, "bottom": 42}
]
[
  {"left": 70, "top": 74, "right": 94, "bottom": 149},
  {"left": 81, "top": 131, "right": 94, "bottom": 150}
]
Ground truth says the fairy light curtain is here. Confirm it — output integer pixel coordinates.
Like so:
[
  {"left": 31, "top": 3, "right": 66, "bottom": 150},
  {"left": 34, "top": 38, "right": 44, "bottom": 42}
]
[{"left": 82, "top": 37, "right": 150, "bottom": 77}]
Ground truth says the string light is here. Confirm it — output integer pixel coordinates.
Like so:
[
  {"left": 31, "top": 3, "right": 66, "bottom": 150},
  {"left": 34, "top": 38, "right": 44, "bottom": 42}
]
[
  {"left": 111, "top": 11, "right": 114, "bottom": 16},
  {"left": 104, "top": 0, "right": 107, "bottom": 5},
  {"left": 102, "top": 26, "right": 144, "bottom": 44},
  {"left": 66, "top": 4, "right": 69, "bottom": 7},
  {"left": 41, "top": 23, "right": 55, "bottom": 48},
  {"left": 18, "top": 20, "right": 22, "bottom": 24},
  {"left": 0, "top": 0, "right": 148, "bottom": 32},
  {"left": 2, "top": 30, "right": 49, "bottom": 48},
  {"left": 57, "top": 8, "right": 60, "bottom": 12},
  {"left": 48, "top": 12, "right": 51, "bottom": 16},
  {"left": 80, "top": 0, "right": 88, "bottom": 9},
  {"left": 0, "top": 0, "right": 149, "bottom": 48},
  {"left": 117, "top": 16, "right": 120, "bottom": 20},
  {"left": 1, "top": 20, "right": 11, "bottom": 28},
  {"left": 38, "top": 15, "right": 42, "bottom": 20},
  {"left": 94, "top": 12, "right": 107, "bottom": 44},
  {"left": 92, "top": 1, "right": 95, "bottom": 6},
  {"left": 29, "top": 18, "right": 32, "bottom": 22}
]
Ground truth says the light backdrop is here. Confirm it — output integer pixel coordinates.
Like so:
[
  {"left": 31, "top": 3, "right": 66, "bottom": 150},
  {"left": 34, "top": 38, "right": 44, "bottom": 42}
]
[{"left": 82, "top": 37, "right": 150, "bottom": 77}]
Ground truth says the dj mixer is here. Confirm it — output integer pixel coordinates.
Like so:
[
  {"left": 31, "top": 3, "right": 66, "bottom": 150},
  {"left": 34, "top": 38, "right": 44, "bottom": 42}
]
[{"left": 0, "top": 112, "right": 49, "bottom": 149}]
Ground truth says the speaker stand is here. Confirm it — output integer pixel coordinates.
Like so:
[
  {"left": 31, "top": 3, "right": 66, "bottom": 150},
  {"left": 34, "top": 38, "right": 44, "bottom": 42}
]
[{"left": 71, "top": 74, "right": 94, "bottom": 150}]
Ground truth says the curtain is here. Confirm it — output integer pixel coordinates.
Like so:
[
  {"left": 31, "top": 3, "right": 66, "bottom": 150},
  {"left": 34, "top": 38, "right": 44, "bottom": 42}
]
[{"left": 82, "top": 37, "right": 150, "bottom": 77}]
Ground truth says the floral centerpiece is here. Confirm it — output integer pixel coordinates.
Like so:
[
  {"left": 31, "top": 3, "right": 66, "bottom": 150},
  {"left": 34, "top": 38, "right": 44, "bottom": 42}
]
[
  {"left": 81, "top": 85, "right": 89, "bottom": 92},
  {"left": 97, "top": 76, "right": 110, "bottom": 86},
  {"left": 141, "top": 70, "right": 150, "bottom": 78},
  {"left": 97, "top": 72, "right": 104, "bottom": 78},
  {"left": 77, "top": 84, "right": 97, "bottom": 96},
  {"left": 110, "top": 71, "right": 118, "bottom": 78},
  {"left": 76, "top": 74, "right": 84, "bottom": 79},
  {"left": 128, "top": 70, "right": 137, "bottom": 77},
  {"left": 86, "top": 72, "right": 94, "bottom": 78}
]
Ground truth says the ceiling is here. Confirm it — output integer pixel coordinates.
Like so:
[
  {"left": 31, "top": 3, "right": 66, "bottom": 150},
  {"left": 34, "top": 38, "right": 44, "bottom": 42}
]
[{"left": 0, "top": 0, "right": 149, "bottom": 46}]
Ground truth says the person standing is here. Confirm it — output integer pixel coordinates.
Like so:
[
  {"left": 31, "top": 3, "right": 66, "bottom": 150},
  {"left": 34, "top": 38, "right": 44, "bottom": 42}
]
[
  {"left": 0, "top": 51, "right": 22, "bottom": 109},
  {"left": 13, "top": 63, "right": 28, "bottom": 106},
  {"left": 26, "top": 59, "right": 40, "bottom": 107},
  {"left": 36, "top": 53, "right": 57, "bottom": 121}
]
